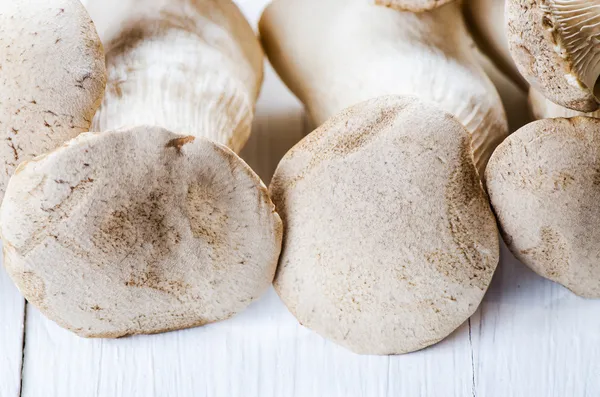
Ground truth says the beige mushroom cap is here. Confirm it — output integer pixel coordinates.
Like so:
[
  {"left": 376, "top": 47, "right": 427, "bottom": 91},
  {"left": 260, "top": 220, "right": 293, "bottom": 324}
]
[
  {"left": 506, "top": 0, "right": 600, "bottom": 112},
  {"left": 0, "top": 0, "right": 106, "bottom": 200},
  {"left": 529, "top": 88, "right": 600, "bottom": 120},
  {"left": 486, "top": 117, "right": 600, "bottom": 298},
  {"left": 1, "top": 126, "right": 282, "bottom": 337},
  {"left": 375, "top": 0, "right": 455, "bottom": 12},
  {"left": 271, "top": 96, "right": 499, "bottom": 355}
]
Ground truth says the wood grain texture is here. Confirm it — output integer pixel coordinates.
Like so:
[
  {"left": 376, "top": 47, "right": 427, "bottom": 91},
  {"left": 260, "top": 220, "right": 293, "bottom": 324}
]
[
  {"left": 0, "top": 266, "right": 25, "bottom": 397},
  {"left": 2, "top": 1, "right": 600, "bottom": 397},
  {"left": 471, "top": 243, "right": 600, "bottom": 396},
  {"left": 20, "top": 290, "right": 474, "bottom": 397}
]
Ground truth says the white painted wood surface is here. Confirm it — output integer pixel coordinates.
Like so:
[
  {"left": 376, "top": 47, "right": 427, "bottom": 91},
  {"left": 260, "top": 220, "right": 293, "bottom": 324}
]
[
  {"left": 0, "top": 267, "right": 24, "bottom": 397},
  {"left": 2, "top": 1, "right": 600, "bottom": 396}
]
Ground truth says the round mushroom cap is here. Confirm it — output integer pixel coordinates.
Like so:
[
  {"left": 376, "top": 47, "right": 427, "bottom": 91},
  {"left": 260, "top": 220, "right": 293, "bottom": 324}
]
[
  {"left": 486, "top": 117, "right": 600, "bottom": 298},
  {"left": 529, "top": 88, "right": 600, "bottom": 120},
  {"left": 270, "top": 96, "right": 499, "bottom": 355},
  {"left": 506, "top": 0, "right": 600, "bottom": 112},
  {"left": 0, "top": 126, "right": 283, "bottom": 337},
  {"left": 0, "top": 0, "right": 106, "bottom": 200},
  {"left": 375, "top": 0, "right": 455, "bottom": 12}
]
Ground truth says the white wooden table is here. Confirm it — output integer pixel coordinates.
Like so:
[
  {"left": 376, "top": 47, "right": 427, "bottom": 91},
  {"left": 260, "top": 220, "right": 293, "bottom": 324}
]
[{"left": 2, "top": 1, "right": 600, "bottom": 396}]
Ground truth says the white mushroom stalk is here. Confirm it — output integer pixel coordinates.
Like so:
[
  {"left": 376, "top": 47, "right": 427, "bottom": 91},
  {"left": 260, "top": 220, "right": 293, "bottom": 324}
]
[
  {"left": 541, "top": 0, "right": 600, "bottom": 100},
  {"left": 259, "top": 0, "right": 508, "bottom": 177},
  {"left": 464, "top": 0, "right": 528, "bottom": 90},
  {"left": 529, "top": 88, "right": 600, "bottom": 119},
  {"left": 89, "top": 0, "right": 264, "bottom": 153}
]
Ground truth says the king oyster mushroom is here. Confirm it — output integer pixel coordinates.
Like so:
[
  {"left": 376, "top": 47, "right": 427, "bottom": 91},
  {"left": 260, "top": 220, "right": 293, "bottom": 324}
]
[
  {"left": 271, "top": 96, "right": 499, "bottom": 355},
  {"left": 0, "top": 0, "right": 282, "bottom": 338},
  {"left": 506, "top": 0, "right": 600, "bottom": 112}
]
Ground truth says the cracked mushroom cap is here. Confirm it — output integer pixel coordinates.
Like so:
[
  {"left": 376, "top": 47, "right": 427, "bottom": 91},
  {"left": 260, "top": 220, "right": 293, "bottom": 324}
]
[
  {"left": 0, "top": 126, "right": 282, "bottom": 337},
  {"left": 270, "top": 96, "right": 499, "bottom": 355},
  {"left": 0, "top": 0, "right": 106, "bottom": 200},
  {"left": 375, "top": 0, "right": 455, "bottom": 12},
  {"left": 506, "top": 0, "right": 600, "bottom": 112},
  {"left": 486, "top": 117, "right": 600, "bottom": 298}
]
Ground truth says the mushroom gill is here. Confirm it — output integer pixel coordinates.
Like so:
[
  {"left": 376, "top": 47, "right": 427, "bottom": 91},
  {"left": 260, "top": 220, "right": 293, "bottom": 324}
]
[{"left": 542, "top": 0, "right": 600, "bottom": 99}]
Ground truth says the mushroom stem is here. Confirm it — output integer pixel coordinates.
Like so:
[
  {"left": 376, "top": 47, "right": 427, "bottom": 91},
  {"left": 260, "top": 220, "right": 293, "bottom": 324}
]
[
  {"left": 89, "top": 0, "right": 263, "bottom": 153},
  {"left": 464, "top": 0, "right": 529, "bottom": 90},
  {"left": 0, "top": 0, "right": 106, "bottom": 200},
  {"left": 259, "top": 0, "right": 508, "bottom": 177}
]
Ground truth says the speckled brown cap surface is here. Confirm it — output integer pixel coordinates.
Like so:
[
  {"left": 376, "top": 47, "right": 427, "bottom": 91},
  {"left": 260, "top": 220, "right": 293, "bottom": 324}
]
[
  {"left": 529, "top": 88, "right": 600, "bottom": 120},
  {"left": 506, "top": 0, "right": 600, "bottom": 112},
  {"left": 375, "top": 0, "right": 455, "bottom": 12},
  {"left": 0, "top": 0, "right": 106, "bottom": 200},
  {"left": 1, "top": 126, "right": 283, "bottom": 337},
  {"left": 271, "top": 96, "right": 499, "bottom": 355},
  {"left": 486, "top": 117, "right": 600, "bottom": 298}
]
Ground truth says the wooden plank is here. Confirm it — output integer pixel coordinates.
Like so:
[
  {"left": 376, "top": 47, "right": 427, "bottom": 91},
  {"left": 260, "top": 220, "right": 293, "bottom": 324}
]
[
  {"left": 471, "top": 242, "right": 600, "bottom": 396},
  {"left": 0, "top": 263, "right": 25, "bottom": 397},
  {"left": 22, "top": 293, "right": 475, "bottom": 397}
]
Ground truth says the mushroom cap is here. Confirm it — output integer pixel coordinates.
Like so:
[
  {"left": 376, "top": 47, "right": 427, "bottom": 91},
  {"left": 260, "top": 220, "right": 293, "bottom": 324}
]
[
  {"left": 0, "top": 126, "right": 282, "bottom": 337},
  {"left": 529, "top": 88, "right": 600, "bottom": 120},
  {"left": 0, "top": 0, "right": 106, "bottom": 200},
  {"left": 270, "top": 96, "right": 499, "bottom": 355},
  {"left": 506, "top": 0, "right": 600, "bottom": 112},
  {"left": 486, "top": 117, "right": 600, "bottom": 298},
  {"left": 88, "top": 0, "right": 264, "bottom": 153},
  {"left": 375, "top": 0, "right": 455, "bottom": 12}
]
